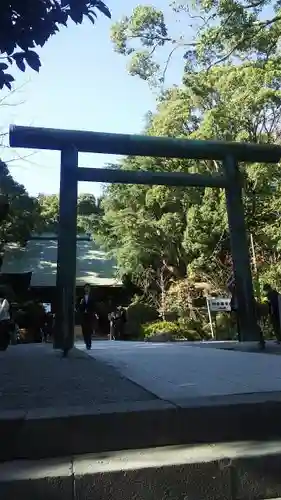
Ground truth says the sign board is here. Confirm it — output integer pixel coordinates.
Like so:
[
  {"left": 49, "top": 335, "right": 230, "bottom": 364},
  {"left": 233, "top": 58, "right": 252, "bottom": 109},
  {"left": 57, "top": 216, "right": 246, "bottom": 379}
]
[
  {"left": 43, "top": 303, "right": 51, "bottom": 313},
  {"left": 207, "top": 297, "right": 231, "bottom": 312}
]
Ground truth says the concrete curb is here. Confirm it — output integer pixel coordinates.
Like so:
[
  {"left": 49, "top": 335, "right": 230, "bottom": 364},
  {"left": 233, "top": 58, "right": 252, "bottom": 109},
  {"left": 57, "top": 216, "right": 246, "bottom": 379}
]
[
  {"left": 3, "top": 391, "right": 281, "bottom": 461},
  {"left": 1, "top": 441, "right": 281, "bottom": 499}
]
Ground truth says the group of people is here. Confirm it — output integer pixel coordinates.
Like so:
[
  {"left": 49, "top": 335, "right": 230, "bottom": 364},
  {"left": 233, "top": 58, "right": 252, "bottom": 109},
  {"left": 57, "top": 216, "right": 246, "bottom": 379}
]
[
  {"left": 0, "top": 295, "right": 47, "bottom": 349},
  {"left": 77, "top": 283, "right": 127, "bottom": 350},
  {"left": 0, "top": 283, "right": 127, "bottom": 351}
]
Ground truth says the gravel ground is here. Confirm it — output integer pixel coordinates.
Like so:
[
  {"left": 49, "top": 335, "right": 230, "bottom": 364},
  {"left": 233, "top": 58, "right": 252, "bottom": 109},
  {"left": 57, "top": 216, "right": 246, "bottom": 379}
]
[{"left": 0, "top": 344, "right": 156, "bottom": 411}]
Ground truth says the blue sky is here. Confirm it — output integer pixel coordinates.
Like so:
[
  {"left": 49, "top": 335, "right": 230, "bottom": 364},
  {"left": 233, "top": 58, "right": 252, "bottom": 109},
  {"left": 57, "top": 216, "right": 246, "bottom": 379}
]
[{"left": 1, "top": 0, "right": 184, "bottom": 198}]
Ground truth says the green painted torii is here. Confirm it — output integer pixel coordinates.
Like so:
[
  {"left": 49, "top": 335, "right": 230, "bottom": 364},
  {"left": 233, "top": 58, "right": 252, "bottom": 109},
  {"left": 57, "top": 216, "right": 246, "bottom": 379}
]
[{"left": 9, "top": 125, "right": 281, "bottom": 350}]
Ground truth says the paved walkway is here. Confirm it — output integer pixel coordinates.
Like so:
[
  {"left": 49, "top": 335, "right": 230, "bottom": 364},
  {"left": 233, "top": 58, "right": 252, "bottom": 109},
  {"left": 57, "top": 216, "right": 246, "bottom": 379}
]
[
  {"left": 193, "top": 339, "right": 281, "bottom": 354},
  {"left": 77, "top": 340, "right": 281, "bottom": 403},
  {"left": 2, "top": 341, "right": 281, "bottom": 461},
  {"left": 2, "top": 341, "right": 281, "bottom": 412},
  {"left": 0, "top": 343, "right": 155, "bottom": 411}
]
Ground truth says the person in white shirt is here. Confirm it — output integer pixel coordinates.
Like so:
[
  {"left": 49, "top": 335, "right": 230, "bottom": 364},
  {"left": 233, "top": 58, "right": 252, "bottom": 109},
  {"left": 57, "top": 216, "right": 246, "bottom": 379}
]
[{"left": 0, "top": 295, "right": 11, "bottom": 350}]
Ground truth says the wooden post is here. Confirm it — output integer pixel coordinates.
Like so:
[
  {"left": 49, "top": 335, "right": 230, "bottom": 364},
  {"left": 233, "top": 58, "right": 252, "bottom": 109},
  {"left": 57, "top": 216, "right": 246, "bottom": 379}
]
[
  {"left": 54, "top": 146, "right": 78, "bottom": 351},
  {"left": 223, "top": 156, "right": 261, "bottom": 342}
]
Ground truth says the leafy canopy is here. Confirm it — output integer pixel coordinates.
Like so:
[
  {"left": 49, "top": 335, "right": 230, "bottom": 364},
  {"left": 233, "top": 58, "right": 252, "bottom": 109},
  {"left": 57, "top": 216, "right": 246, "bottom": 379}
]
[
  {"left": 0, "top": 0, "right": 111, "bottom": 90},
  {"left": 0, "top": 161, "right": 40, "bottom": 250},
  {"left": 111, "top": 1, "right": 281, "bottom": 85},
  {"left": 36, "top": 192, "right": 103, "bottom": 234},
  {"left": 97, "top": 58, "right": 281, "bottom": 298}
]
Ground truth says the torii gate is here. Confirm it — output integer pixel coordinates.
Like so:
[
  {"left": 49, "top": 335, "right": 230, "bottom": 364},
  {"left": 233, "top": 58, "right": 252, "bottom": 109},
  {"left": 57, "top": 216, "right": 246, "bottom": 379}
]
[{"left": 9, "top": 125, "right": 281, "bottom": 350}]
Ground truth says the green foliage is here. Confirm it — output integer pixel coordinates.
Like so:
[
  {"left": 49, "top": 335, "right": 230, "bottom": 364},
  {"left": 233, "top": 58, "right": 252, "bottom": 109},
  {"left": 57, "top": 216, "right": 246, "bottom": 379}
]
[
  {"left": 0, "top": 0, "right": 111, "bottom": 90},
  {"left": 110, "top": 1, "right": 281, "bottom": 85},
  {"left": 125, "top": 297, "right": 159, "bottom": 338},
  {"left": 142, "top": 320, "right": 203, "bottom": 341},
  {"left": 100, "top": 160, "right": 189, "bottom": 287},
  {"left": 36, "top": 194, "right": 59, "bottom": 233},
  {"left": 213, "top": 313, "right": 238, "bottom": 340},
  {"left": 142, "top": 320, "right": 181, "bottom": 337},
  {"left": 111, "top": 5, "right": 171, "bottom": 85},
  {"left": 178, "top": 316, "right": 213, "bottom": 340},
  {"left": 35, "top": 192, "right": 103, "bottom": 235},
  {"left": 0, "top": 160, "right": 40, "bottom": 250},
  {"left": 166, "top": 279, "right": 198, "bottom": 318},
  {"left": 92, "top": 51, "right": 281, "bottom": 339},
  {"left": 0, "top": 177, "right": 104, "bottom": 263},
  {"left": 192, "top": 0, "right": 281, "bottom": 68},
  {"left": 98, "top": 59, "right": 281, "bottom": 305},
  {"left": 0, "top": 196, "right": 9, "bottom": 223}
]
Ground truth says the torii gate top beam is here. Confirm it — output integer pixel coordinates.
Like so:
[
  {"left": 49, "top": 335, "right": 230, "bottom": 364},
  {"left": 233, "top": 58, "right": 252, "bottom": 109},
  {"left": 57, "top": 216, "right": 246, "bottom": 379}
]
[{"left": 9, "top": 125, "right": 281, "bottom": 163}]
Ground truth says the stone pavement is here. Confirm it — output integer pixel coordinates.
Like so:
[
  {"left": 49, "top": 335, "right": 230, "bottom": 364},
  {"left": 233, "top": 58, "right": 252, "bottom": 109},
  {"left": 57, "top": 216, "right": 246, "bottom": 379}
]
[
  {"left": 193, "top": 339, "right": 281, "bottom": 354},
  {"left": 2, "top": 342, "right": 281, "bottom": 499},
  {"left": 0, "top": 343, "right": 155, "bottom": 411},
  {"left": 3, "top": 341, "right": 281, "bottom": 463},
  {"left": 77, "top": 340, "right": 281, "bottom": 402},
  {"left": 0, "top": 343, "right": 166, "bottom": 461}
]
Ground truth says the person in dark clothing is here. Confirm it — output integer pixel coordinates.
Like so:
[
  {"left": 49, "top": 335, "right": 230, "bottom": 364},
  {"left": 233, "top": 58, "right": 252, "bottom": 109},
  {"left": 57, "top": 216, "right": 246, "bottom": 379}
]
[
  {"left": 116, "top": 306, "right": 127, "bottom": 340},
  {"left": 227, "top": 274, "right": 241, "bottom": 342},
  {"left": 43, "top": 312, "right": 54, "bottom": 343},
  {"left": 108, "top": 310, "right": 117, "bottom": 340},
  {"left": 264, "top": 284, "right": 281, "bottom": 342},
  {"left": 78, "top": 284, "right": 96, "bottom": 350},
  {"left": 108, "top": 306, "right": 127, "bottom": 341}
]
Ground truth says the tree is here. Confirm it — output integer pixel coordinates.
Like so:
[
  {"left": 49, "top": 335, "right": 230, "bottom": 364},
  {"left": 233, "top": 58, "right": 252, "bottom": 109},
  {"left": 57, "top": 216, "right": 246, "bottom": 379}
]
[
  {"left": 97, "top": 59, "right": 281, "bottom": 308},
  {"left": 77, "top": 193, "right": 100, "bottom": 216},
  {"left": 36, "top": 192, "right": 103, "bottom": 234},
  {"left": 0, "top": 160, "right": 40, "bottom": 250},
  {"left": 77, "top": 193, "right": 103, "bottom": 234},
  {"left": 36, "top": 193, "right": 59, "bottom": 233},
  {"left": 184, "top": 0, "right": 281, "bottom": 67},
  {"left": 110, "top": 2, "right": 281, "bottom": 86},
  {"left": 0, "top": 0, "right": 111, "bottom": 90},
  {"left": 0, "top": 196, "right": 9, "bottom": 223},
  {"left": 100, "top": 160, "right": 189, "bottom": 278}
]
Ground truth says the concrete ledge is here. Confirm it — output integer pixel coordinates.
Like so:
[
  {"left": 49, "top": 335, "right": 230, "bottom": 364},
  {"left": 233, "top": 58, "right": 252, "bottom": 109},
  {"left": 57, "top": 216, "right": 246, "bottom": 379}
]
[
  {"left": 73, "top": 441, "right": 281, "bottom": 500},
  {"left": 1, "top": 441, "right": 281, "bottom": 500},
  {"left": 3, "top": 391, "right": 281, "bottom": 462},
  {"left": 0, "top": 400, "right": 177, "bottom": 461}
]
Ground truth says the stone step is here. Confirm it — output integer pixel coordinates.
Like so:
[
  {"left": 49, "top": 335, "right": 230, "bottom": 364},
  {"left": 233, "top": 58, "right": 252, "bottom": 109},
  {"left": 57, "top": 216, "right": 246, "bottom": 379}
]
[
  {"left": 3, "top": 391, "right": 281, "bottom": 462},
  {"left": 1, "top": 440, "right": 281, "bottom": 500}
]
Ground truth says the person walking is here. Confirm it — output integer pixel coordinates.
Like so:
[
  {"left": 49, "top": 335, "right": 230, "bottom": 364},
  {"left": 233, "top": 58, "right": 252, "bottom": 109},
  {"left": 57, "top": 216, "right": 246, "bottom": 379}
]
[
  {"left": 0, "top": 295, "right": 11, "bottom": 351},
  {"left": 116, "top": 306, "right": 127, "bottom": 341},
  {"left": 78, "top": 284, "right": 96, "bottom": 350},
  {"left": 264, "top": 284, "right": 281, "bottom": 343},
  {"left": 108, "top": 311, "right": 115, "bottom": 340}
]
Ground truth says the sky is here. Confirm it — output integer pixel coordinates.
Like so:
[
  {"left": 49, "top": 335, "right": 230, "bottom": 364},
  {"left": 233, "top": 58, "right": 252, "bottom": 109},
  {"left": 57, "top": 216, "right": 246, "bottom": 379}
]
[{"left": 1, "top": 0, "right": 185, "bottom": 198}]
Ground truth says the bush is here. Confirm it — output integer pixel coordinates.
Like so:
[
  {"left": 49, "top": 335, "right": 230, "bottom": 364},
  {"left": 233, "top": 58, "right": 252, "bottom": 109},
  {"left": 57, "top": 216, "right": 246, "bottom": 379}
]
[
  {"left": 142, "top": 320, "right": 202, "bottom": 341},
  {"left": 178, "top": 317, "right": 212, "bottom": 340},
  {"left": 211, "top": 313, "right": 237, "bottom": 340},
  {"left": 142, "top": 321, "right": 180, "bottom": 337},
  {"left": 125, "top": 297, "right": 159, "bottom": 339}
]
